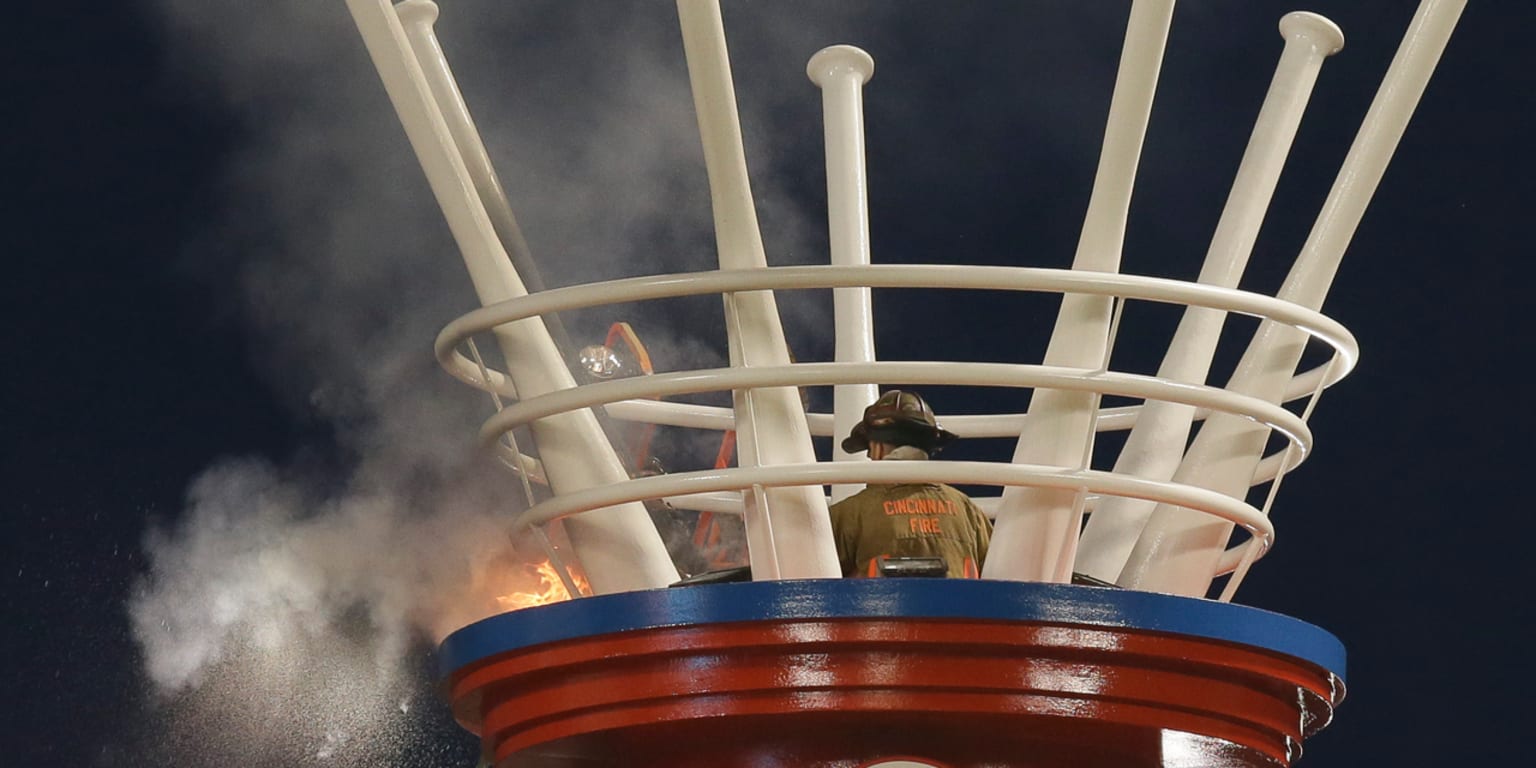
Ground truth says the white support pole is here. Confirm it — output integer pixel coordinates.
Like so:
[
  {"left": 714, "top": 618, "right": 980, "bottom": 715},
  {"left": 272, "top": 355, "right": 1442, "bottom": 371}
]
[
  {"left": 1074, "top": 12, "right": 1344, "bottom": 582},
  {"left": 675, "top": 0, "right": 841, "bottom": 579},
  {"left": 395, "top": 1, "right": 538, "bottom": 291},
  {"left": 984, "top": 0, "right": 1177, "bottom": 583},
  {"left": 1120, "top": 0, "right": 1467, "bottom": 597},
  {"left": 808, "top": 45, "right": 880, "bottom": 504},
  {"left": 344, "top": 0, "right": 678, "bottom": 594}
]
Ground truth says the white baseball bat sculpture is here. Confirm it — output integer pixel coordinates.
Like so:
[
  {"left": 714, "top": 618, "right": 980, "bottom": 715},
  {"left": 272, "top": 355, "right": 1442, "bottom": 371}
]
[
  {"left": 809, "top": 45, "right": 881, "bottom": 505},
  {"left": 345, "top": 0, "right": 678, "bottom": 594},
  {"left": 985, "top": 0, "right": 1177, "bottom": 583},
  {"left": 676, "top": 0, "right": 840, "bottom": 579},
  {"left": 1120, "top": 0, "right": 1467, "bottom": 596},
  {"left": 1074, "top": 12, "right": 1345, "bottom": 583}
]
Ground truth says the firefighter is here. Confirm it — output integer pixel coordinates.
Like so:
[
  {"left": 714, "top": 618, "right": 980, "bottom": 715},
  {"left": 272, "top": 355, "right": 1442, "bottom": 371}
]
[{"left": 829, "top": 390, "right": 992, "bottom": 578}]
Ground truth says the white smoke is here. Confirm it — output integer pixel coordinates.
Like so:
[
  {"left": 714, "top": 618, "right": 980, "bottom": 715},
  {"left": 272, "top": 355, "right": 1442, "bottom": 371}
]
[
  {"left": 126, "top": 0, "right": 882, "bottom": 764},
  {"left": 126, "top": 1, "right": 1136, "bottom": 764},
  {"left": 131, "top": 457, "right": 516, "bottom": 693}
]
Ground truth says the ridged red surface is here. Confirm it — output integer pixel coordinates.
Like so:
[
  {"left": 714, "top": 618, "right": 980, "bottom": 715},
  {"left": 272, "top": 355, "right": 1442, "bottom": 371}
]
[{"left": 446, "top": 617, "right": 1337, "bottom": 767}]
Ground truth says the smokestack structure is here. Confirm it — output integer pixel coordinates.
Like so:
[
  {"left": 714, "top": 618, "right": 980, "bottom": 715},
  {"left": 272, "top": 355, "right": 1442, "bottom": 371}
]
[{"left": 341, "top": 1, "right": 1464, "bottom": 765}]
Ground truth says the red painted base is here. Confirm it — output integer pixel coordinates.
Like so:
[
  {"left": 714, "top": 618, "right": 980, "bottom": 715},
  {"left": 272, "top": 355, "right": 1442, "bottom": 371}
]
[{"left": 447, "top": 613, "right": 1338, "bottom": 767}]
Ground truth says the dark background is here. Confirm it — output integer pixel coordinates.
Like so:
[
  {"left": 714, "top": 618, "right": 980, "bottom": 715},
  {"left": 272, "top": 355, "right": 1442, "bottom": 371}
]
[{"left": 4, "top": 1, "right": 1530, "bottom": 765}]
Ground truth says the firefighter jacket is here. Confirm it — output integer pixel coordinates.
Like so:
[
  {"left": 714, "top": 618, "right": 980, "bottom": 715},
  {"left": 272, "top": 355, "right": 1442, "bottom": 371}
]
[{"left": 828, "top": 482, "right": 992, "bottom": 578}]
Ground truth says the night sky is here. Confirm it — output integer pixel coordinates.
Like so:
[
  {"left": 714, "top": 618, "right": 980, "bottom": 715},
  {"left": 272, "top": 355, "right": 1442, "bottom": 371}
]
[{"left": 5, "top": 1, "right": 1530, "bottom": 766}]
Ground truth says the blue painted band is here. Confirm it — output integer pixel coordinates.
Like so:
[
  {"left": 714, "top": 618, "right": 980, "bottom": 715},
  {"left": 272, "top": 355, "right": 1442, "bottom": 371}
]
[{"left": 439, "top": 579, "right": 1345, "bottom": 684}]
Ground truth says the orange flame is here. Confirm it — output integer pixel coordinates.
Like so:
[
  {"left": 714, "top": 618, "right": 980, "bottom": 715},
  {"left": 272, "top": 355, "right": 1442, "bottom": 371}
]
[{"left": 495, "top": 558, "right": 592, "bottom": 611}]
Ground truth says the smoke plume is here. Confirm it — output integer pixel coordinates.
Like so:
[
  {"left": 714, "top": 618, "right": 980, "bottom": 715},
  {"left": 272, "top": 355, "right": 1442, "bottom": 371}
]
[
  {"left": 126, "top": 0, "right": 885, "bottom": 764},
  {"left": 125, "top": 0, "right": 1137, "bottom": 763}
]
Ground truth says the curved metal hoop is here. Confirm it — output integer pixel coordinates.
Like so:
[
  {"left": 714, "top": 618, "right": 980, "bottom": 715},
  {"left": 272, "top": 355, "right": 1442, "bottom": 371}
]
[
  {"left": 437, "top": 264, "right": 1356, "bottom": 591},
  {"left": 477, "top": 361, "right": 1315, "bottom": 473},
  {"left": 438, "top": 265, "right": 1356, "bottom": 396},
  {"left": 506, "top": 460, "right": 1274, "bottom": 579}
]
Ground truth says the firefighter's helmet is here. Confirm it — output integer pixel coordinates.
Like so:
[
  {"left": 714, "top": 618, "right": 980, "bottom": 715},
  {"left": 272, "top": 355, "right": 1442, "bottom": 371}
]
[{"left": 841, "top": 390, "right": 958, "bottom": 455}]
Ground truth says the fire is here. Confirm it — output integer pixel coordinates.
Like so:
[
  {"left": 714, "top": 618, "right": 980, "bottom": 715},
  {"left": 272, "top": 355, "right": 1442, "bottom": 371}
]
[{"left": 495, "top": 558, "right": 592, "bottom": 611}]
